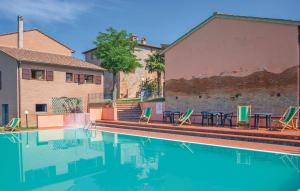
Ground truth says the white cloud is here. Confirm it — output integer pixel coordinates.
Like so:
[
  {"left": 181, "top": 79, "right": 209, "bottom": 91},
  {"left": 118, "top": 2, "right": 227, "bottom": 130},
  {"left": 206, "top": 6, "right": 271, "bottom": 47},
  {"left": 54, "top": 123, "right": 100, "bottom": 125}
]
[{"left": 0, "top": 0, "right": 104, "bottom": 23}]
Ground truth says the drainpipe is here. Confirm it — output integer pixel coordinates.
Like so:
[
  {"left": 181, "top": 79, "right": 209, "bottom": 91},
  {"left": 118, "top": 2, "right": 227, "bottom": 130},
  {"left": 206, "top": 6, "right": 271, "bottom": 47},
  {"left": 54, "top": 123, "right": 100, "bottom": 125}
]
[{"left": 17, "top": 61, "right": 21, "bottom": 121}]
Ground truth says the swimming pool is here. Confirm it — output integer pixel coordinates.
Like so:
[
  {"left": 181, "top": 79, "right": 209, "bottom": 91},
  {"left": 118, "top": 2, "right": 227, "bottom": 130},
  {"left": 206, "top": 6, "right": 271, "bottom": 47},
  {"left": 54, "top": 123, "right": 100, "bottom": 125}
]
[{"left": 0, "top": 128, "right": 299, "bottom": 191}]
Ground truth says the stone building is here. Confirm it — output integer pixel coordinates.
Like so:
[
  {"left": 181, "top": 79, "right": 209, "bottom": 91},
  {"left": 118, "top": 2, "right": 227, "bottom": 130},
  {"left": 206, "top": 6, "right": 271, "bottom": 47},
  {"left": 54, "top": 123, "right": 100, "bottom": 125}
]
[{"left": 83, "top": 36, "right": 162, "bottom": 99}]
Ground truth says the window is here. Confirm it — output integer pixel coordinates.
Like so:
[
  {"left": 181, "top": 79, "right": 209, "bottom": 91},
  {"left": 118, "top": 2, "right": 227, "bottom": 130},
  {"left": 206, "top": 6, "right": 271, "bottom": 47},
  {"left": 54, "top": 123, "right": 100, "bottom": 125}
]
[
  {"left": 46, "top": 71, "right": 53, "bottom": 81},
  {"left": 36, "top": 104, "right": 47, "bottom": 112},
  {"left": 66, "top": 73, "right": 73, "bottom": 82},
  {"left": 85, "top": 75, "right": 94, "bottom": 83},
  {"left": 31, "top": 70, "right": 45, "bottom": 80},
  {"left": 95, "top": 75, "right": 101, "bottom": 85}
]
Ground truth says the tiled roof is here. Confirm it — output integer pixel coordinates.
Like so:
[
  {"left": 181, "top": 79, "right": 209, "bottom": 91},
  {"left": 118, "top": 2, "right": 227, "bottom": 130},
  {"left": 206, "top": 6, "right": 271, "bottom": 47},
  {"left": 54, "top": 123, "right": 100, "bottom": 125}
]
[{"left": 0, "top": 46, "right": 104, "bottom": 71}]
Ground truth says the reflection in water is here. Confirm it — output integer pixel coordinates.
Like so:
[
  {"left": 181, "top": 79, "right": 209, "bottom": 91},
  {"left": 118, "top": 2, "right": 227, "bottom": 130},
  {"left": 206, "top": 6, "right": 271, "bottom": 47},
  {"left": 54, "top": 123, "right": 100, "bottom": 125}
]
[
  {"left": 0, "top": 129, "right": 299, "bottom": 191},
  {"left": 236, "top": 151, "right": 251, "bottom": 165}
]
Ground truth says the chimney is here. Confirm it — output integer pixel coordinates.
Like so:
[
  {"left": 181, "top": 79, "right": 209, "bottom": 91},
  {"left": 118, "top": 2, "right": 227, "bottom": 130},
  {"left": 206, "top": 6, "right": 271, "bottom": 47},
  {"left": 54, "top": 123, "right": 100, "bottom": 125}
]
[
  {"left": 140, "top": 37, "right": 147, "bottom": 45},
  {"left": 130, "top": 34, "right": 138, "bottom": 41},
  {"left": 18, "top": 16, "right": 23, "bottom": 49}
]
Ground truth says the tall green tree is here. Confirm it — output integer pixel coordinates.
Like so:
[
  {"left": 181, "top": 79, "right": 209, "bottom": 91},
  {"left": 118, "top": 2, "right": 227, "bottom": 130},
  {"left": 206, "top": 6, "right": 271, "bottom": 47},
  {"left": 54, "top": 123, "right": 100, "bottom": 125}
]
[
  {"left": 145, "top": 53, "right": 165, "bottom": 97},
  {"left": 94, "top": 27, "right": 141, "bottom": 100}
]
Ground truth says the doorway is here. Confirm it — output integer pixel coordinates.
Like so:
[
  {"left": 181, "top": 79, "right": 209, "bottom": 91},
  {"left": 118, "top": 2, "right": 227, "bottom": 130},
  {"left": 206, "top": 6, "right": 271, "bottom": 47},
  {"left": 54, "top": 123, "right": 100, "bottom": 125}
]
[{"left": 2, "top": 104, "right": 9, "bottom": 125}]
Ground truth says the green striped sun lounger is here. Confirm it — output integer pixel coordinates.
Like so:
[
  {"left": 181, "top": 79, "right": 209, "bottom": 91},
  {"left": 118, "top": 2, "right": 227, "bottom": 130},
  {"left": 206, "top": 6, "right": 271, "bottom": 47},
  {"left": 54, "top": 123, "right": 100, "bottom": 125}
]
[
  {"left": 2, "top": 118, "right": 21, "bottom": 132},
  {"left": 139, "top": 107, "right": 152, "bottom": 123},
  {"left": 273, "top": 106, "right": 299, "bottom": 131},
  {"left": 237, "top": 105, "right": 251, "bottom": 128},
  {"left": 177, "top": 108, "right": 194, "bottom": 126}
]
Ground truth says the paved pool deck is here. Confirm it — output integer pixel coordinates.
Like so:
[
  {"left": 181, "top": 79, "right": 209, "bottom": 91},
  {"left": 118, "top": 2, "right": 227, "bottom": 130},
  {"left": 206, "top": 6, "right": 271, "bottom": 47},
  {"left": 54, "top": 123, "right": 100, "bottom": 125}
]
[{"left": 95, "top": 126, "right": 300, "bottom": 155}]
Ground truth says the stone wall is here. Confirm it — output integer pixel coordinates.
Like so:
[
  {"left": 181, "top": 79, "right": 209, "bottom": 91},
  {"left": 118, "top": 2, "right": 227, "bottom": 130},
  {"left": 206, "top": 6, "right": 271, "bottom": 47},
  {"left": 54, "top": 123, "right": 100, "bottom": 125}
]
[
  {"left": 84, "top": 45, "right": 160, "bottom": 99},
  {"left": 119, "top": 45, "right": 157, "bottom": 98}
]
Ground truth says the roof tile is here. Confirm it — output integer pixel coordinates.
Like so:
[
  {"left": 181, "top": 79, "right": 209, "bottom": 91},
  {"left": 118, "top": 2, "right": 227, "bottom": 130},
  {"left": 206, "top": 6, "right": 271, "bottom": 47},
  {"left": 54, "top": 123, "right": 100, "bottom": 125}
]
[{"left": 0, "top": 46, "right": 104, "bottom": 71}]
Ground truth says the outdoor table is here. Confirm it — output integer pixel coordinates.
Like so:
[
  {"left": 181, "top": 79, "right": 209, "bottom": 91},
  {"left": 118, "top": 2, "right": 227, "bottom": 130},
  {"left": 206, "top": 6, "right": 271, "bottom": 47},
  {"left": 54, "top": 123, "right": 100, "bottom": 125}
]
[
  {"left": 163, "top": 111, "right": 173, "bottom": 123},
  {"left": 210, "top": 112, "right": 224, "bottom": 126},
  {"left": 171, "top": 111, "right": 182, "bottom": 123},
  {"left": 254, "top": 113, "right": 272, "bottom": 129}
]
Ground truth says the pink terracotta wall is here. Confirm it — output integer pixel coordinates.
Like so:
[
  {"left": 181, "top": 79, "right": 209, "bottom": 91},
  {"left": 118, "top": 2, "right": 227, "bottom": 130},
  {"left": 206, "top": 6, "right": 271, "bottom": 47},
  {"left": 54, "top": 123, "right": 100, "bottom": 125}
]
[
  {"left": 101, "top": 106, "right": 117, "bottom": 120},
  {"left": 20, "top": 62, "right": 103, "bottom": 127},
  {"left": 165, "top": 18, "right": 299, "bottom": 116},
  {"left": 64, "top": 113, "right": 90, "bottom": 127},
  {"left": 0, "top": 30, "right": 72, "bottom": 56},
  {"left": 140, "top": 102, "right": 165, "bottom": 121},
  {"left": 37, "top": 113, "right": 90, "bottom": 128},
  {"left": 89, "top": 107, "right": 102, "bottom": 121},
  {"left": 37, "top": 114, "right": 64, "bottom": 128},
  {"left": 165, "top": 18, "right": 299, "bottom": 80}
]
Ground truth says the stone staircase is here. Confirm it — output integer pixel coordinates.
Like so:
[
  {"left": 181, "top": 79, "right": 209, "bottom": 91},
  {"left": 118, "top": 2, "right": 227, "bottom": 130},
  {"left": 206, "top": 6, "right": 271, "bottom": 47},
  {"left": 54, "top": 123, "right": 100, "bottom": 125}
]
[{"left": 116, "top": 103, "right": 142, "bottom": 121}]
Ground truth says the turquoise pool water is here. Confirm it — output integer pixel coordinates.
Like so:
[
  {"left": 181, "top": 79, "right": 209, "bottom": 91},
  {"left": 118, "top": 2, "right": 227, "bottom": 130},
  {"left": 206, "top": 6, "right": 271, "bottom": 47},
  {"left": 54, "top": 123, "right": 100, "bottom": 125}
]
[{"left": 0, "top": 128, "right": 299, "bottom": 191}]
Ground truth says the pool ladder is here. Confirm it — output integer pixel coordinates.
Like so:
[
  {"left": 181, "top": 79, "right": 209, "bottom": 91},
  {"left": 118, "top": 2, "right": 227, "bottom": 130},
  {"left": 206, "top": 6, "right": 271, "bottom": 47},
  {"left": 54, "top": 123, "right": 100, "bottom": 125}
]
[{"left": 84, "top": 120, "right": 97, "bottom": 129}]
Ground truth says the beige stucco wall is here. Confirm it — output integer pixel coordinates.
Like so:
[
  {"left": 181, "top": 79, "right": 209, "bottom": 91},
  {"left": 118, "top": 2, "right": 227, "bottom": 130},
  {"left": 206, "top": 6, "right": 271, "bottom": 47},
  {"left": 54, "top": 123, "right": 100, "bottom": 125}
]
[
  {"left": 84, "top": 46, "right": 159, "bottom": 99},
  {"left": 0, "top": 53, "right": 18, "bottom": 125},
  {"left": 20, "top": 62, "right": 104, "bottom": 127},
  {"left": 165, "top": 18, "right": 299, "bottom": 116},
  {"left": 0, "top": 30, "right": 72, "bottom": 56}
]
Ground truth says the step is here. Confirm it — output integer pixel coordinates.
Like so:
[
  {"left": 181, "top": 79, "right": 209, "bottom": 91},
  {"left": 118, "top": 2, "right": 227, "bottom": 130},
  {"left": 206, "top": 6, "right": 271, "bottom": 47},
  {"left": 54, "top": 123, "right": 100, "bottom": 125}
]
[
  {"left": 117, "top": 115, "right": 141, "bottom": 117},
  {"left": 98, "top": 120, "right": 300, "bottom": 141},
  {"left": 118, "top": 115, "right": 140, "bottom": 119},
  {"left": 117, "top": 111, "right": 141, "bottom": 114},
  {"left": 118, "top": 117, "right": 140, "bottom": 120},
  {"left": 116, "top": 105, "right": 139, "bottom": 107},
  {"left": 117, "top": 108, "right": 140, "bottom": 111},
  {"left": 116, "top": 104, "right": 139, "bottom": 107},
  {"left": 95, "top": 122, "right": 300, "bottom": 146},
  {"left": 117, "top": 109, "right": 141, "bottom": 112}
]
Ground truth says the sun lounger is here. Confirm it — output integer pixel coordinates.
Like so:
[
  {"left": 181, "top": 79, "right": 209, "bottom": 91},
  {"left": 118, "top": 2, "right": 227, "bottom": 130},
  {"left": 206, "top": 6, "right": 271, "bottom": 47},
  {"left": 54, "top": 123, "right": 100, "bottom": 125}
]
[
  {"left": 1, "top": 118, "right": 21, "bottom": 132},
  {"left": 237, "top": 105, "right": 251, "bottom": 128},
  {"left": 177, "top": 108, "right": 194, "bottom": 126},
  {"left": 272, "top": 106, "right": 299, "bottom": 131},
  {"left": 139, "top": 107, "right": 152, "bottom": 123}
]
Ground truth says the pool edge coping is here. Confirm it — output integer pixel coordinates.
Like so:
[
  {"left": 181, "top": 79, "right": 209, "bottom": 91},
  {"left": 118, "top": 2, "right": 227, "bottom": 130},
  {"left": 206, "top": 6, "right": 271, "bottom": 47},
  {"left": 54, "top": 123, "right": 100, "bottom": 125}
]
[
  {"left": 97, "top": 127, "right": 300, "bottom": 157},
  {"left": 1, "top": 127, "right": 299, "bottom": 157}
]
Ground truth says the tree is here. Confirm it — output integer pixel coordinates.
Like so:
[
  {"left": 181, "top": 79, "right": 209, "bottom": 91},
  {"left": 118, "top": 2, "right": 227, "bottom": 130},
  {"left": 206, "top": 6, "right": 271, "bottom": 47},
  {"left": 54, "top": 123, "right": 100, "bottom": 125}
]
[
  {"left": 94, "top": 27, "right": 141, "bottom": 100},
  {"left": 145, "top": 53, "right": 165, "bottom": 97}
]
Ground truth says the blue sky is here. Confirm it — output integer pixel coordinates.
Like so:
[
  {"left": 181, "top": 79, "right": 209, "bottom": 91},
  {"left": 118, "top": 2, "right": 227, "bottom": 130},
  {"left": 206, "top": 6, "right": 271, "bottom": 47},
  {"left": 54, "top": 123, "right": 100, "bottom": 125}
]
[{"left": 0, "top": 0, "right": 299, "bottom": 59}]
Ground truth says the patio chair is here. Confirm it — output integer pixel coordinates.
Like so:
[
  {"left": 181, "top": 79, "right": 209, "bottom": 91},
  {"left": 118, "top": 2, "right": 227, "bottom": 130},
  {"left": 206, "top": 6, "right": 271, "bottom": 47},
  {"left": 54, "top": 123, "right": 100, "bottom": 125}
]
[
  {"left": 177, "top": 108, "right": 194, "bottom": 126},
  {"left": 272, "top": 106, "right": 299, "bottom": 131},
  {"left": 139, "top": 107, "right": 152, "bottom": 123},
  {"left": 1, "top": 118, "right": 21, "bottom": 132},
  {"left": 237, "top": 105, "right": 251, "bottom": 128},
  {"left": 221, "top": 112, "right": 233, "bottom": 127},
  {"left": 201, "top": 111, "right": 213, "bottom": 126}
]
